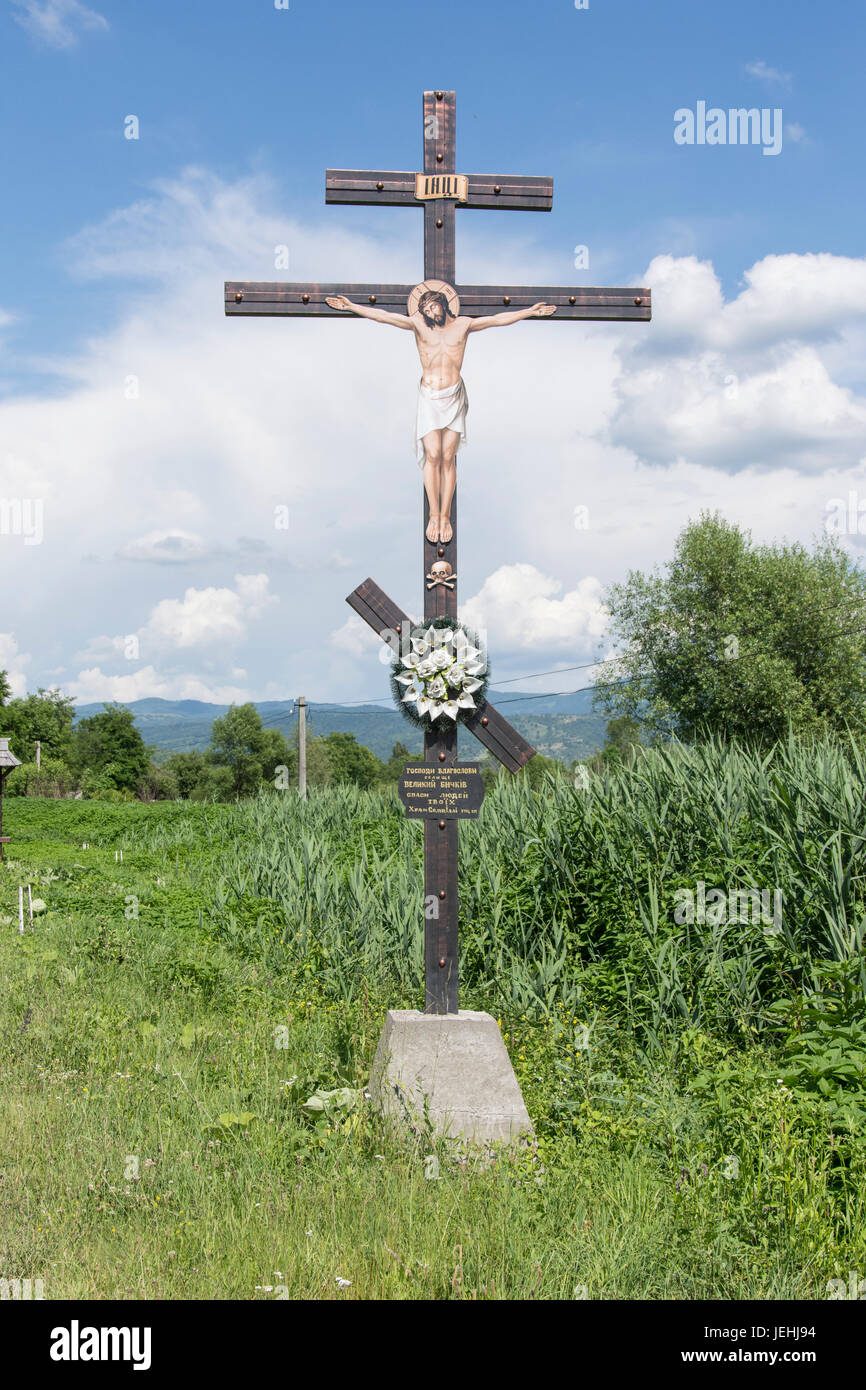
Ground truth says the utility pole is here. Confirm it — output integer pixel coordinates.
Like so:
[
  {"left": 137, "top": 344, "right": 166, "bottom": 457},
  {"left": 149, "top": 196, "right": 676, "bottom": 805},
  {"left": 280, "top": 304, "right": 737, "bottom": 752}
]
[
  {"left": 35, "top": 740, "right": 41, "bottom": 770},
  {"left": 298, "top": 697, "right": 307, "bottom": 800}
]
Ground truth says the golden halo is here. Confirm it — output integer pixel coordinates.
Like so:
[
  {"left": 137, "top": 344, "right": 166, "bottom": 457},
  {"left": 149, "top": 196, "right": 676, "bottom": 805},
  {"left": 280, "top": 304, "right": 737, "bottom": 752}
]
[{"left": 408, "top": 280, "right": 461, "bottom": 318}]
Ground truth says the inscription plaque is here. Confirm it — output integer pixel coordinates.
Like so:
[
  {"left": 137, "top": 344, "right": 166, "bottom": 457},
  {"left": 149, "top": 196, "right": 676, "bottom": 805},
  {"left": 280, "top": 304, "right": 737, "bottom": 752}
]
[{"left": 398, "top": 763, "right": 486, "bottom": 819}]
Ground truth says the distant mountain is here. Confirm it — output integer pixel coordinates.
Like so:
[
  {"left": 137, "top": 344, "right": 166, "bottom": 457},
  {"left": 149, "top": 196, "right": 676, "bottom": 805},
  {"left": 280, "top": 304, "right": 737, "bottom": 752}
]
[{"left": 73, "top": 690, "right": 608, "bottom": 765}]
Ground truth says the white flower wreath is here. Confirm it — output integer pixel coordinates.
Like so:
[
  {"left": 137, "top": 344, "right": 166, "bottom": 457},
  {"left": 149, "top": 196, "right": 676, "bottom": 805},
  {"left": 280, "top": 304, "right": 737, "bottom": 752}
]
[{"left": 393, "top": 623, "right": 487, "bottom": 723}]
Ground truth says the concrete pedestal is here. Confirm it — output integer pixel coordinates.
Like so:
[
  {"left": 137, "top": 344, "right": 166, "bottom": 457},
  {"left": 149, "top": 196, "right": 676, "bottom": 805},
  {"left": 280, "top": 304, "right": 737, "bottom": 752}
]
[{"left": 369, "top": 1009, "right": 533, "bottom": 1145}]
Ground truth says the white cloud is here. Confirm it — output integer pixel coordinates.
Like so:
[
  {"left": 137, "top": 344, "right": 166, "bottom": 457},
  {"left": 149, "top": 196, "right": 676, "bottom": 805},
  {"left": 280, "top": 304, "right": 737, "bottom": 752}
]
[
  {"left": 745, "top": 60, "right": 792, "bottom": 87},
  {"left": 118, "top": 530, "right": 211, "bottom": 564},
  {"left": 69, "top": 665, "right": 251, "bottom": 705},
  {"left": 11, "top": 0, "right": 108, "bottom": 49},
  {"left": 143, "top": 573, "right": 276, "bottom": 652},
  {"left": 0, "top": 632, "right": 32, "bottom": 698},
  {"left": 612, "top": 254, "right": 866, "bottom": 471},
  {"left": 460, "top": 564, "right": 607, "bottom": 656}
]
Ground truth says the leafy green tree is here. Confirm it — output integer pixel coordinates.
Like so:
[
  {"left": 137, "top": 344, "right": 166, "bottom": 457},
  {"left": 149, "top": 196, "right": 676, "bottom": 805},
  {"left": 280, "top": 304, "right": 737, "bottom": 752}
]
[
  {"left": 320, "top": 732, "right": 385, "bottom": 788},
  {"left": 603, "top": 715, "right": 642, "bottom": 766},
  {"left": 0, "top": 670, "right": 11, "bottom": 705},
  {"left": 518, "top": 752, "right": 565, "bottom": 787},
  {"left": 73, "top": 704, "right": 149, "bottom": 791},
  {"left": 303, "top": 736, "right": 333, "bottom": 789},
  {"left": 163, "top": 751, "right": 208, "bottom": 799},
  {"left": 382, "top": 741, "right": 420, "bottom": 782},
  {"left": 207, "top": 704, "right": 292, "bottom": 799},
  {"left": 138, "top": 762, "right": 180, "bottom": 802},
  {"left": 3, "top": 687, "right": 76, "bottom": 764},
  {"left": 594, "top": 512, "right": 866, "bottom": 745}
]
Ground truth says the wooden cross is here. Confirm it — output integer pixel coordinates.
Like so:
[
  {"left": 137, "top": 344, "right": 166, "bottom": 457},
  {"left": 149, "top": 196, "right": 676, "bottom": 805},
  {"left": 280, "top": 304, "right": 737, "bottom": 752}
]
[{"left": 224, "top": 90, "right": 651, "bottom": 1014}]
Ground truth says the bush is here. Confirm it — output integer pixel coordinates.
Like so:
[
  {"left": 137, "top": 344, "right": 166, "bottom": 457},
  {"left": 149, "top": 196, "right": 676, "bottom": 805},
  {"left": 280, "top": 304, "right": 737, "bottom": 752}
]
[{"left": 5, "top": 757, "right": 80, "bottom": 798}]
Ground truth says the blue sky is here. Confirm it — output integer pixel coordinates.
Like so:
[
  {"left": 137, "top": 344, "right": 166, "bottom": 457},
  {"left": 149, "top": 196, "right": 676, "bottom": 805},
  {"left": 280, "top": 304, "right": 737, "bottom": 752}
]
[{"left": 2, "top": 0, "right": 866, "bottom": 707}]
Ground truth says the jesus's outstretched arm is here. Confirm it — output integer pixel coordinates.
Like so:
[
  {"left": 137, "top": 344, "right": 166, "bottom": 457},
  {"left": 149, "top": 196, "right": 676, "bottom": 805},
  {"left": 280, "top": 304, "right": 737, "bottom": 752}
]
[
  {"left": 466, "top": 302, "right": 556, "bottom": 332},
  {"left": 325, "top": 295, "right": 415, "bottom": 329}
]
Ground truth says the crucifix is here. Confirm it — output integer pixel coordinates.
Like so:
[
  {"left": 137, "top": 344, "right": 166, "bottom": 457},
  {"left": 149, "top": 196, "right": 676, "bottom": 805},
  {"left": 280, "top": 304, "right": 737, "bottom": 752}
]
[{"left": 225, "top": 90, "right": 651, "bottom": 1017}]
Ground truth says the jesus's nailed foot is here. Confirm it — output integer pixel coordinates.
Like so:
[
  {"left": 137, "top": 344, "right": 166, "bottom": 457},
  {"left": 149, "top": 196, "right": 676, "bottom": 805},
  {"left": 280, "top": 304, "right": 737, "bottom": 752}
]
[
  {"left": 439, "top": 516, "right": 453, "bottom": 543},
  {"left": 426, "top": 515, "right": 440, "bottom": 542}
]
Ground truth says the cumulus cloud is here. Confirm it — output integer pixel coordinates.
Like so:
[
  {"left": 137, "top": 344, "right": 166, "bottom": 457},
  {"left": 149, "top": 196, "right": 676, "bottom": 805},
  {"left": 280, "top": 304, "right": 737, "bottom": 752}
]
[
  {"left": 142, "top": 573, "right": 276, "bottom": 651},
  {"left": 0, "top": 632, "right": 32, "bottom": 697},
  {"left": 64, "top": 574, "right": 278, "bottom": 703},
  {"left": 460, "top": 564, "right": 607, "bottom": 656},
  {"left": 69, "top": 665, "right": 252, "bottom": 705},
  {"left": 612, "top": 254, "right": 866, "bottom": 471},
  {"left": 11, "top": 0, "right": 108, "bottom": 49}
]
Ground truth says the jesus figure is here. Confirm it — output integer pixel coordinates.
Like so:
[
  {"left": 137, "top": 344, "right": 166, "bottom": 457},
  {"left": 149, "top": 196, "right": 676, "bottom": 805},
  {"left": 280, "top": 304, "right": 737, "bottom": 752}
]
[{"left": 326, "top": 281, "right": 556, "bottom": 542}]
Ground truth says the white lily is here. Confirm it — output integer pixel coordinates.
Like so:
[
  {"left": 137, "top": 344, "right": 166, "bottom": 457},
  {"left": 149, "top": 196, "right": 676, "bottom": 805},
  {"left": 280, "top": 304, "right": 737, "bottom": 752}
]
[
  {"left": 441, "top": 700, "right": 460, "bottom": 719},
  {"left": 394, "top": 671, "right": 416, "bottom": 686},
  {"left": 461, "top": 677, "right": 483, "bottom": 693},
  {"left": 457, "top": 692, "right": 477, "bottom": 709}
]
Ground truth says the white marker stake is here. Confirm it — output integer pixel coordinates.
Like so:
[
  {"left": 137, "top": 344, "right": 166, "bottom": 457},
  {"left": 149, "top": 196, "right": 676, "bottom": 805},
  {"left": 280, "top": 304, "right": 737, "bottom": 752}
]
[
  {"left": 27, "top": 884, "right": 33, "bottom": 927},
  {"left": 18, "top": 885, "right": 24, "bottom": 935}
]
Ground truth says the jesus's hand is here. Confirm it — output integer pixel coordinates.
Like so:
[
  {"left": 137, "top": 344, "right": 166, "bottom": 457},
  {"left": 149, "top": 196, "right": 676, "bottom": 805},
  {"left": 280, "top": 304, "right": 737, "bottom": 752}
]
[
  {"left": 531, "top": 303, "right": 557, "bottom": 317},
  {"left": 326, "top": 295, "right": 353, "bottom": 311}
]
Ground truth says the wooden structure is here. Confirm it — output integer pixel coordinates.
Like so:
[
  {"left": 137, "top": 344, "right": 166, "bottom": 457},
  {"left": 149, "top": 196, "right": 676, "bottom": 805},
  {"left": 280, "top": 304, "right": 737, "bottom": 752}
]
[
  {"left": 0, "top": 736, "right": 21, "bottom": 861},
  {"left": 225, "top": 91, "right": 651, "bottom": 1013}
]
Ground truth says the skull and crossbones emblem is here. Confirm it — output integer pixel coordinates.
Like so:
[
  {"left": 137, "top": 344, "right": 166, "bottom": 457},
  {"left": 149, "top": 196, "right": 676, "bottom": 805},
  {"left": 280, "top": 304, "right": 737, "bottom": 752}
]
[{"left": 426, "top": 560, "right": 456, "bottom": 590}]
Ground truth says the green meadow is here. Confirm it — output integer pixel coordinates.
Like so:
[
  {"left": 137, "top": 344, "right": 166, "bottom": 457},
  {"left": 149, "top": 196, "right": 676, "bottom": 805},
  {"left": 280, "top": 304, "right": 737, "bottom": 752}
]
[{"left": 2, "top": 736, "right": 865, "bottom": 1299}]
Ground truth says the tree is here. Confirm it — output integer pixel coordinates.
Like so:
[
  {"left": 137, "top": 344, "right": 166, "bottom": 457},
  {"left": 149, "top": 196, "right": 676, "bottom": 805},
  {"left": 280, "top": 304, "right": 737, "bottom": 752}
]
[
  {"left": 303, "top": 736, "right": 333, "bottom": 789},
  {"left": 163, "top": 750, "right": 208, "bottom": 799},
  {"left": 207, "top": 704, "right": 292, "bottom": 799},
  {"left": 320, "top": 732, "right": 385, "bottom": 788},
  {"left": 74, "top": 704, "right": 150, "bottom": 791},
  {"left": 603, "top": 715, "right": 642, "bottom": 765},
  {"left": 382, "top": 741, "right": 420, "bottom": 782},
  {"left": 594, "top": 512, "right": 866, "bottom": 745},
  {"left": 3, "top": 687, "right": 76, "bottom": 764},
  {"left": 0, "top": 670, "right": 11, "bottom": 705}
]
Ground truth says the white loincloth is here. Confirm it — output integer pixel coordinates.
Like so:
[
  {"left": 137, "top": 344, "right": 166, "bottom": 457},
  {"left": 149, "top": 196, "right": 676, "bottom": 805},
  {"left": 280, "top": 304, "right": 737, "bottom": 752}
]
[{"left": 415, "top": 377, "right": 469, "bottom": 467}]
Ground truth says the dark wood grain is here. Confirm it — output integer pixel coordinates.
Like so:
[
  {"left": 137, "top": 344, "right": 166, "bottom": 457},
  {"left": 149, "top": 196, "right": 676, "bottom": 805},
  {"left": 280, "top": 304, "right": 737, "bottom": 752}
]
[
  {"left": 226, "top": 282, "right": 651, "bottom": 321},
  {"left": 464, "top": 701, "right": 536, "bottom": 774}
]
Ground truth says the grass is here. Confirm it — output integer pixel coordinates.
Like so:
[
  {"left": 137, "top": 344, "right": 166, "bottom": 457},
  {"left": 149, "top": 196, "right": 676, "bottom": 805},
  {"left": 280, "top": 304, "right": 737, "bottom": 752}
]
[{"left": 1, "top": 739, "right": 865, "bottom": 1299}]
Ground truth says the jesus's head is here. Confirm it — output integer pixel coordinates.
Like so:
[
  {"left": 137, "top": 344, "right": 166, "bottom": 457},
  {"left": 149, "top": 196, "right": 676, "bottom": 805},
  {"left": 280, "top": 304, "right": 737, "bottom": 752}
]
[{"left": 418, "top": 289, "right": 454, "bottom": 329}]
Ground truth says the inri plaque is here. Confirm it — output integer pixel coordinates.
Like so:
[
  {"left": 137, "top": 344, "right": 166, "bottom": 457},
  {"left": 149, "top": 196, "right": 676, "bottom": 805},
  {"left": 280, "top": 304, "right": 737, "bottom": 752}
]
[{"left": 398, "top": 763, "right": 486, "bottom": 820}]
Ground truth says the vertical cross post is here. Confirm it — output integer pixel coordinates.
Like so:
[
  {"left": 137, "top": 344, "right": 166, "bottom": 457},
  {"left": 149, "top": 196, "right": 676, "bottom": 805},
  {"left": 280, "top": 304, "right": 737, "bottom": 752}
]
[{"left": 423, "top": 91, "right": 459, "bottom": 1013}]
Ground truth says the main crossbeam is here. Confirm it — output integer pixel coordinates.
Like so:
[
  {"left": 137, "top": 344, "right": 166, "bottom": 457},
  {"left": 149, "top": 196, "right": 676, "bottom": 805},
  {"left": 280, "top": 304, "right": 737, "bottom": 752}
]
[{"left": 226, "top": 281, "right": 651, "bottom": 321}]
